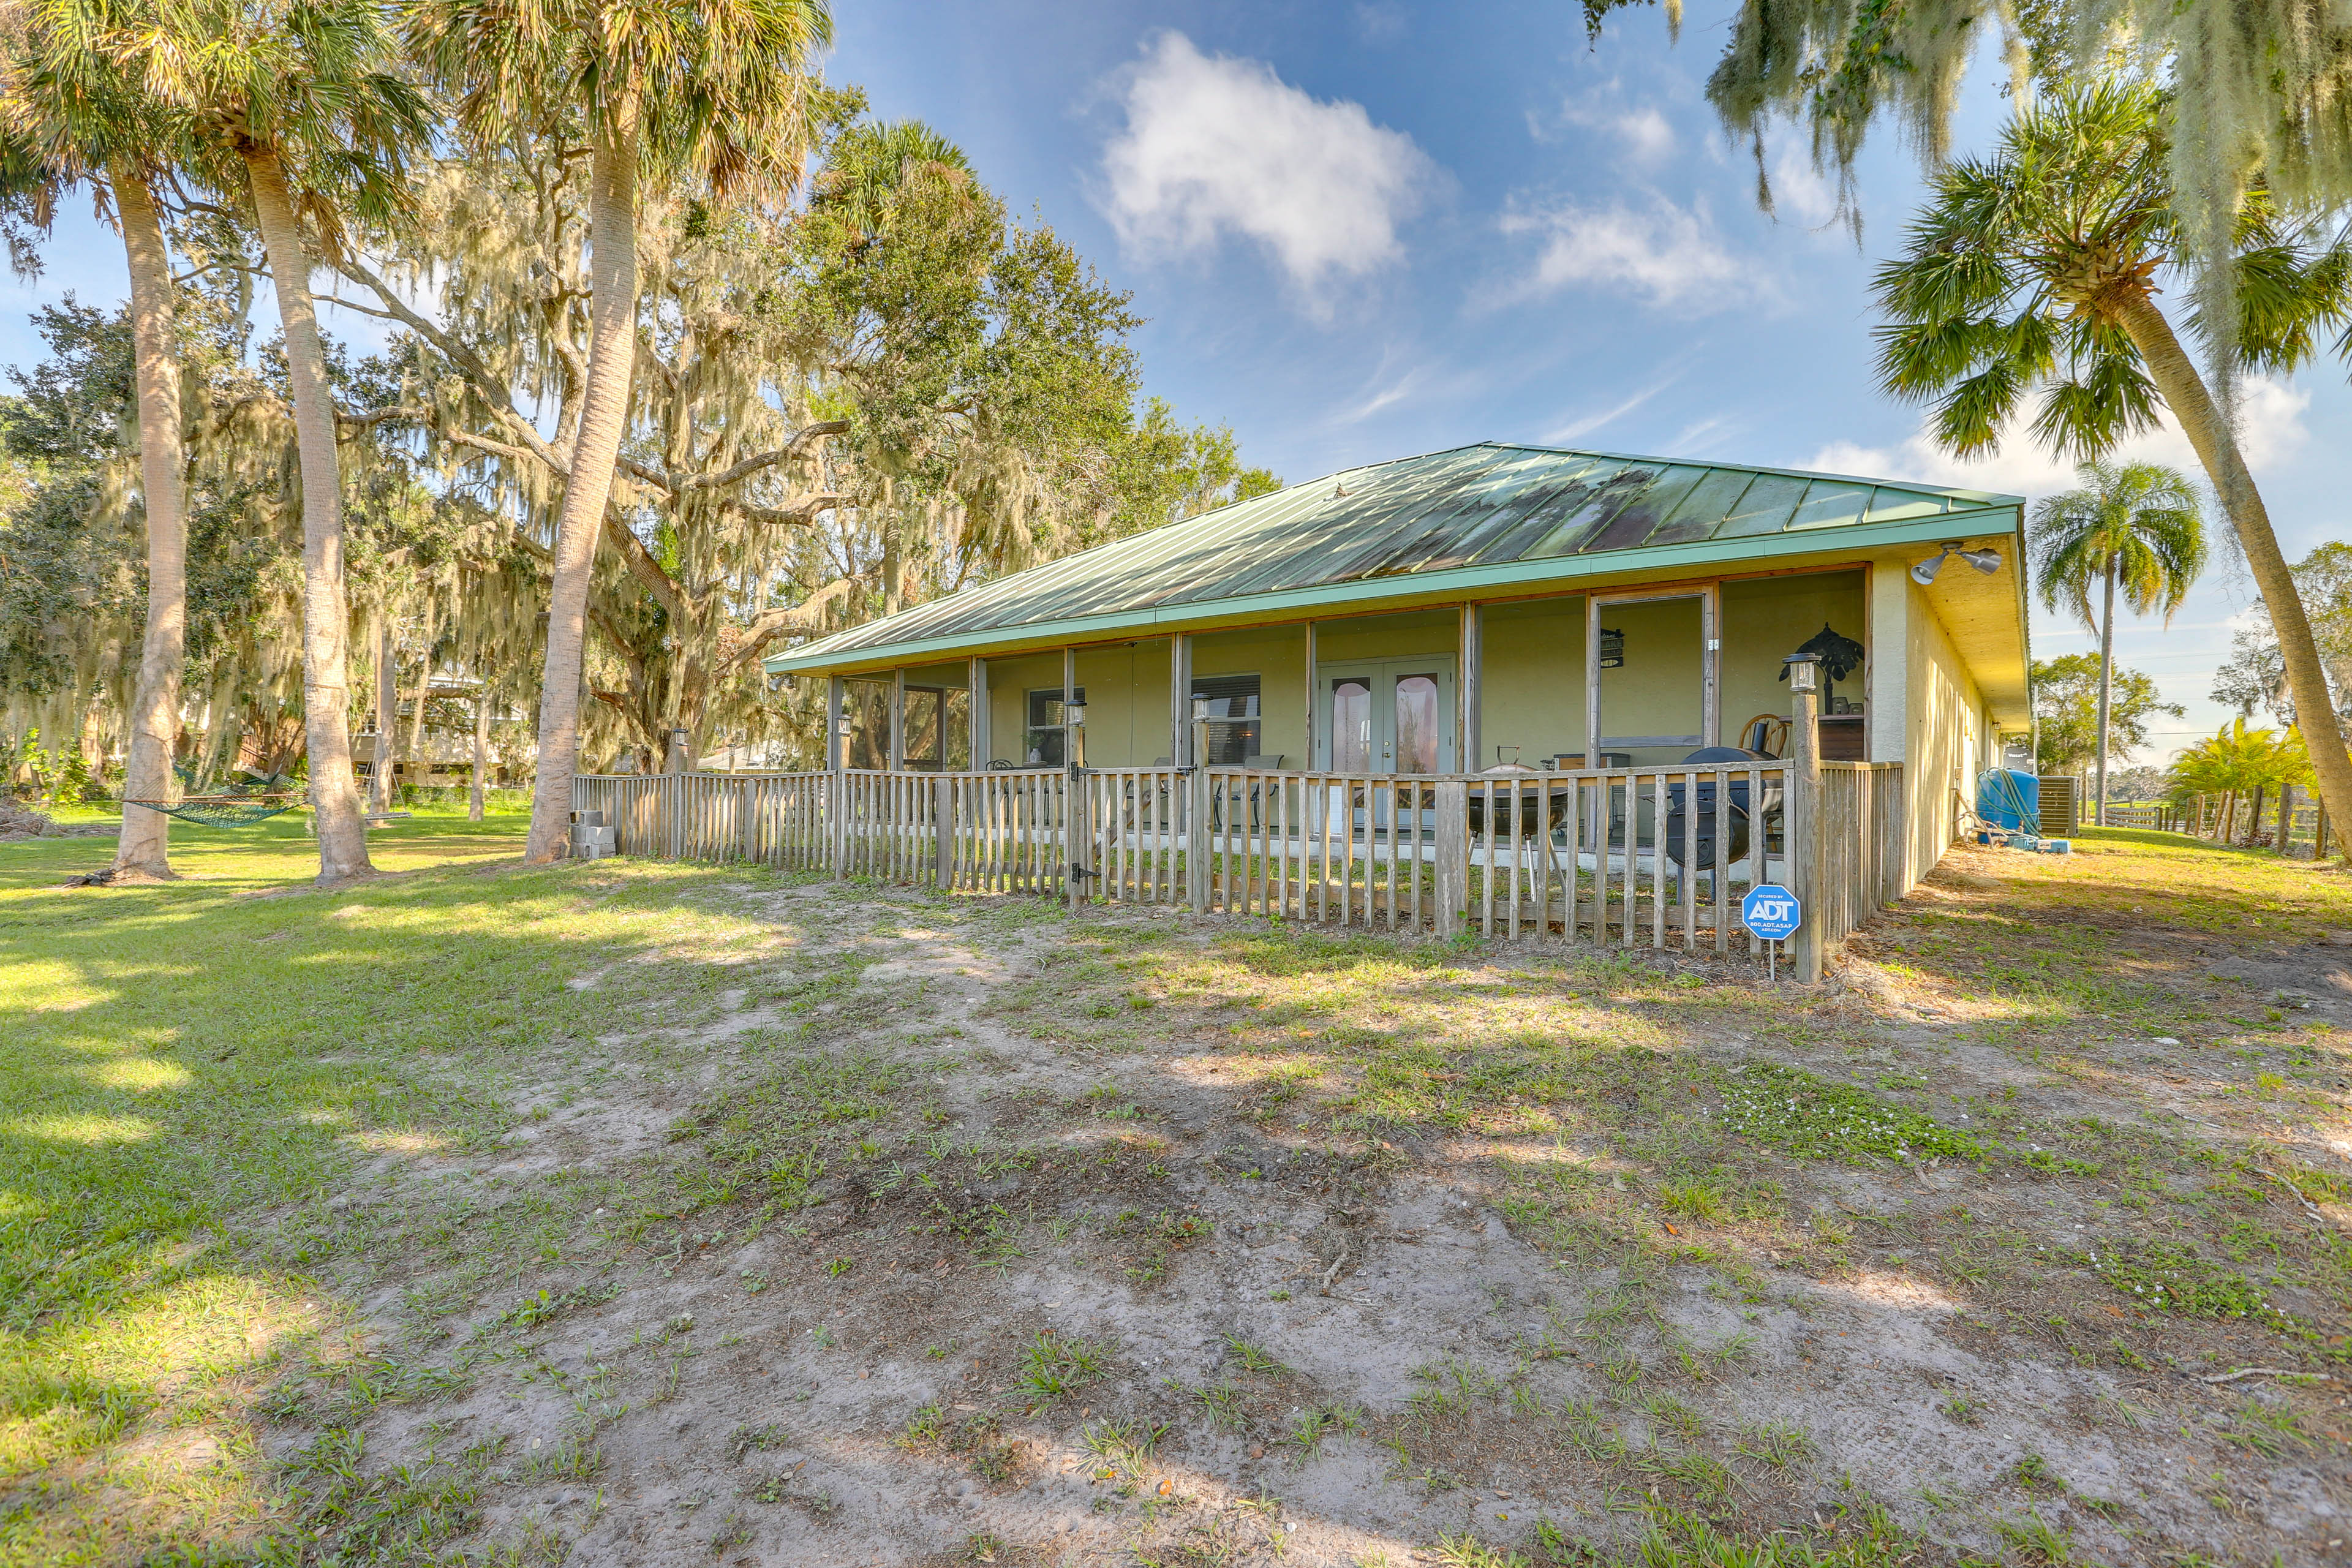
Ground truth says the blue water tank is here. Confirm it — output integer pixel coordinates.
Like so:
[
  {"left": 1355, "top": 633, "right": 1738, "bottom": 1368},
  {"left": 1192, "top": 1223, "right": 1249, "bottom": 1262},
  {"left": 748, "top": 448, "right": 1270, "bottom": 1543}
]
[{"left": 1977, "top": 768, "right": 2040, "bottom": 832}]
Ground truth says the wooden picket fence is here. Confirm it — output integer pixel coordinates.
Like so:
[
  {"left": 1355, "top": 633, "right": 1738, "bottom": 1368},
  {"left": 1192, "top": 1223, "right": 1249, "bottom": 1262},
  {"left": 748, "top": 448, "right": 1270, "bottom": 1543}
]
[{"left": 573, "top": 756, "right": 1905, "bottom": 958}]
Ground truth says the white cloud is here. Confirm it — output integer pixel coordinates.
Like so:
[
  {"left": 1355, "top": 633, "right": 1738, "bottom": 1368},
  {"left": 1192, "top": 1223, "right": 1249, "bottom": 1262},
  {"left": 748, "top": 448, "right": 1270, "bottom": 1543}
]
[
  {"left": 1612, "top": 106, "right": 1676, "bottom": 163},
  {"left": 1539, "top": 85, "right": 1678, "bottom": 165},
  {"left": 1353, "top": 1, "right": 1408, "bottom": 43},
  {"left": 1767, "top": 147, "right": 1840, "bottom": 228},
  {"left": 1541, "top": 377, "right": 1676, "bottom": 445},
  {"left": 1803, "top": 377, "right": 2311, "bottom": 497},
  {"left": 1100, "top": 32, "right": 1434, "bottom": 297},
  {"left": 1341, "top": 371, "right": 1419, "bottom": 423},
  {"left": 1496, "top": 197, "right": 1755, "bottom": 311}
]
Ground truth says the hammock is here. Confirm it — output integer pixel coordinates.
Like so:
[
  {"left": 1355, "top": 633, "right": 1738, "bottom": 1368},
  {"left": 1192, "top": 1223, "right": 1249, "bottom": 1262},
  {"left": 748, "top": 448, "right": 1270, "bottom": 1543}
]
[{"left": 124, "top": 793, "right": 303, "bottom": 829}]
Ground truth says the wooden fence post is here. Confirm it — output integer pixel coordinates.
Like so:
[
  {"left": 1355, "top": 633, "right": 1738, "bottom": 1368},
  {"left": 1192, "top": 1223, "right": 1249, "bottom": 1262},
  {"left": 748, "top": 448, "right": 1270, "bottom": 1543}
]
[
  {"left": 829, "top": 771, "right": 847, "bottom": 879},
  {"left": 1434, "top": 779, "right": 1469, "bottom": 938},
  {"left": 934, "top": 773, "right": 952, "bottom": 889},
  {"left": 1066, "top": 770, "right": 1088, "bottom": 911},
  {"left": 1186, "top": 763, "right": 1211, "bottom": 914},
  {"left": 1787, "top": 677, "right": 1823, "bottom": 984}
]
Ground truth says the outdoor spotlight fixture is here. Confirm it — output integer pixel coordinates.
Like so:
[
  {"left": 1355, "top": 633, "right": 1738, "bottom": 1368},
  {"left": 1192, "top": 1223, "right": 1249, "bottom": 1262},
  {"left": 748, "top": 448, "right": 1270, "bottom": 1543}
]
[
  {"left": 1063, "top": 699, "right": 1086, "bottom": 728},
  {"left": 1783, "top": 654, "right": 1819, "bottom": 694},
  {"left": 1910, "top": 541, "right": 2004, "bottom": 586},
  {"left": 1191, "top": 696, "right": 1212, "bottom": 723}
]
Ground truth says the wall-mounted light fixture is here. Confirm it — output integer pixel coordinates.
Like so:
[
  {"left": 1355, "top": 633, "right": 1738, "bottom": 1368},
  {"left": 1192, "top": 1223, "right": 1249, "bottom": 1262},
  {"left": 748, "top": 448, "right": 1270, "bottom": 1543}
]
[
  {"left": 1783, "top": 653, "right": 1819, "bottom": 694},
  {"left": 1910, "top": 541, "right": 2003, "bottom": 586}
]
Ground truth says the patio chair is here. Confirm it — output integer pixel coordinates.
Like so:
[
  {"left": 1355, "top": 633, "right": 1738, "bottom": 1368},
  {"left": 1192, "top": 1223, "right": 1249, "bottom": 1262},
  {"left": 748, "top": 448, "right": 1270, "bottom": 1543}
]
[{"left": 1736, "top": 714, "right": 1790, "bottom": 758}]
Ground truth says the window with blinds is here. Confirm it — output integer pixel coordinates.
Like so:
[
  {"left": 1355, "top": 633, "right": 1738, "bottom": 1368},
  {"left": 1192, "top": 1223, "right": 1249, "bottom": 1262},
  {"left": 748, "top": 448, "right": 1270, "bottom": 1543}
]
[{"left": 1191, "top": 673, "right": 1261, "bottom": 764}]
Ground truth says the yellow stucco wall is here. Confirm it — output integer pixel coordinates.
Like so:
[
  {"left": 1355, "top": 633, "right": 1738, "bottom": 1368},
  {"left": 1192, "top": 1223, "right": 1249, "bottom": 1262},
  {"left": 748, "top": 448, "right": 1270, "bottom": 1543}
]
[
  {"left": 1481, "top": 597, "right": 1584, "bottom": 766},
  {"left": 1192, "top": 627, "right": 1311, "bottom": 767},
  {"left": 985, "top": 652, "right": 1062, "bottom": 765},
  {"left": 1719, "top": 572, "right": 1867, "bottom": 744},
  {"left": 1902, "top": 577, "right": 1987, "bottom": 886}
]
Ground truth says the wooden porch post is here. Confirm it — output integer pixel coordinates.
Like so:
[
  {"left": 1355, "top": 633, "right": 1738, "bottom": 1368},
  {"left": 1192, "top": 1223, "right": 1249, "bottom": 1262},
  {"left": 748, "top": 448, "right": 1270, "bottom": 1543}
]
[
  {"left": 1459, "top": 603, "right": 1482, "bottom": 772},
  {"left": 1788, "top": 671, "right": 1823, "bottom": 984},
  {"left": 1583, "top": 596, "right": 1602, "bottom": 768},
  {"left": 969, "top": 657, "right": 990, "bottom": 767},
  {"left": 889, "top": 668, "right": 906, "bottom": 772},
  {"left": 1170, "top": 633, "right": 1193, "bottom": 766},
  {"left": 1302, "top": 621, "right": 1317, "bottom": 767},
  {"left": 1174, "top": 633, "right": 1202, "bottom": 910},
  {"left": 826, "top": 673, "right": 847, "bottom": 878}
]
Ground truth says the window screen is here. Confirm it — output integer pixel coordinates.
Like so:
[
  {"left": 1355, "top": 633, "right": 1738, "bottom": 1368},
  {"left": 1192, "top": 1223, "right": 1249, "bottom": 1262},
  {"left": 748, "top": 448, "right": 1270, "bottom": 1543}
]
[{"left": 843, "top": 679, "right": 891, "bottom": 770}]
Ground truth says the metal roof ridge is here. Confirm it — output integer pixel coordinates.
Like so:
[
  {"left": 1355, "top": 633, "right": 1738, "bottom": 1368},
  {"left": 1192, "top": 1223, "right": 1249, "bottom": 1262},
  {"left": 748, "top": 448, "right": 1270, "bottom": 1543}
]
[{"left": 1479, "top": 438, "right": 2024, "bottom": 507}]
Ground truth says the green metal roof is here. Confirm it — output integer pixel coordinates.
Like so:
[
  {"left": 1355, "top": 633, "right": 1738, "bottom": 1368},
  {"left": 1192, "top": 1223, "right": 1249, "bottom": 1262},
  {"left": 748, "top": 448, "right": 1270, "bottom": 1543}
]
[{"left": 768, "top": 441, "right": 2022, "bottom": 674}]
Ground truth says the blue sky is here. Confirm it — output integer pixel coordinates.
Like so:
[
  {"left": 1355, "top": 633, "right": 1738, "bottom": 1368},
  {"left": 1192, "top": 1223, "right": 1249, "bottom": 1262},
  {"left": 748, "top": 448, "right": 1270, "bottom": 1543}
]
[{"left": 6, "top": 0, "right": 2346, "bottom": 762}]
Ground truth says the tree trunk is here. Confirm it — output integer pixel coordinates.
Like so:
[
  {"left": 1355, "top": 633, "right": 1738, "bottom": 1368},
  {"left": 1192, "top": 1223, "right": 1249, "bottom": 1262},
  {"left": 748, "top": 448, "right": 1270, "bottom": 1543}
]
[
  {"left": 111, "top": 164, "right": 187, "bottom": 880},
  {"left": 2095, "top": 555, "right": 2116, "bottom": 831},
  {"left": 522, "top": 98, "right": 641, "bottom": 865},
  {"left": 405, "top": 587, "right": 436, "bottom": 775},
  {"left": 372, "top": 607, "right": 398, "bottom": 814},
  {"left": 246, "top": 143, "right": 373, "bottom": 882},
  {"left": 2248, "top": 785, "right": 2266, "bottom": 848},
  {"left": 471, "top": 688, "right": 490, "bottom": 822},
  {"left": 2116, "top": 292, "right": 2352, "bottom": 860}
]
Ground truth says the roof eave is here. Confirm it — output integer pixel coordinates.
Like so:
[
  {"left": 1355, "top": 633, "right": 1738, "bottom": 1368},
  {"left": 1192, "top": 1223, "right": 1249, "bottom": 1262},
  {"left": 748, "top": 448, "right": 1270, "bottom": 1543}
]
[{"left": 766, "top": 504, "right": 2026, "bottom": 677}]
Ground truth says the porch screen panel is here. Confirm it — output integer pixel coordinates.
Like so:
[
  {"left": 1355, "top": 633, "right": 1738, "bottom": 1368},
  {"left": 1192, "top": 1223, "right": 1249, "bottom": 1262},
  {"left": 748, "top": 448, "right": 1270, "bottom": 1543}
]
[
  {"left": 1597, "top": 597, "right": 1703, "bottom": 759},
  {"left": 844, "top": 679, "right": 891, "bottom": 771},
  {"left": 902, "top": 687, "right": 944, "bottom": 769}
]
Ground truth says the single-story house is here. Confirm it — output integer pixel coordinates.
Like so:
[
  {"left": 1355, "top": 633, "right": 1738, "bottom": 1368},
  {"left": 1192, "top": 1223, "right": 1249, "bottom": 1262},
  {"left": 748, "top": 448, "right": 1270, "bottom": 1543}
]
[{"left": 765, "top": 440, "right": 2030, "bottom": 900}]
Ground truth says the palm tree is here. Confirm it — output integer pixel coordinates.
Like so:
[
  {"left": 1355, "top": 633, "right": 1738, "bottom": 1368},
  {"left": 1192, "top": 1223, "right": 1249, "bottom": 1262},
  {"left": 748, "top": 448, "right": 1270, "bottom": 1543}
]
[
  {"left": 1875, "top": 80, "right": 2352, "bottom": 858},
  {"left": 0, "top": 18, "right": 195, "bottom": 879},
  {"left": 407, "top": 0, "right": 834, "bottom": 865},
  {"left": 115, "top": 0, "right": 428, "bottom": 884},
  {"left": 2167, "top": 719, "right": 2310, "bottom": 846},
  {"left": 2032, "top": 460, "right": 2205, "bottom": 828}
]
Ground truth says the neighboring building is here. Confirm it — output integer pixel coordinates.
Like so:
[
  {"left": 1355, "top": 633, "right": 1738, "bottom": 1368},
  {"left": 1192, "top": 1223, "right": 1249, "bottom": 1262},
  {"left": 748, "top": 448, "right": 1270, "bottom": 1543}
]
[{"left": 766, "top": 441, "right": 2029, "bottom": 895}]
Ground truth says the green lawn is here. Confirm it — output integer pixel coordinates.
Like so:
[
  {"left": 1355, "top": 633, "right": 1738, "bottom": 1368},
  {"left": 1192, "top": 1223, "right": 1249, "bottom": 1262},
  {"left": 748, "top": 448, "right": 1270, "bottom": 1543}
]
[
  {"left": 0, "top": 816, "right": 2344, "bottom": 1565},
  {"left": 0, "top": 812, "right": 731, "bottom": 1560}
]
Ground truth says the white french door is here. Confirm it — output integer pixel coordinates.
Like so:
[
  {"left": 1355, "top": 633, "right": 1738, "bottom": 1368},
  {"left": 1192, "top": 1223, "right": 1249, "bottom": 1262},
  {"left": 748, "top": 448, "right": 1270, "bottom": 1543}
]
[
  {"left": 1314, "top": 658, "right": 1455, "bottom": 836},
  {"left": 1316, "top": 658, "right": 1457, "bottom": 775}
]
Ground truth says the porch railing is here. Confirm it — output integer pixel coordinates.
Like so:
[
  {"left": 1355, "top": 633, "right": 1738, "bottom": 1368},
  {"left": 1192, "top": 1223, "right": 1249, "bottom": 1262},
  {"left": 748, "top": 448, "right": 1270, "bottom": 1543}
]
[{"left": 573, "top": 756, "right": 1906, "bottom": 961}]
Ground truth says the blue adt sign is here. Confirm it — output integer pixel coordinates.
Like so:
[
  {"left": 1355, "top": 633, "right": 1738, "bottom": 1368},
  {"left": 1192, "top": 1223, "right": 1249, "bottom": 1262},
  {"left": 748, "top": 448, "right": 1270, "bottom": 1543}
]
[{"left": 1742, "top": 883, "right": 1803, "bottom": 941}]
